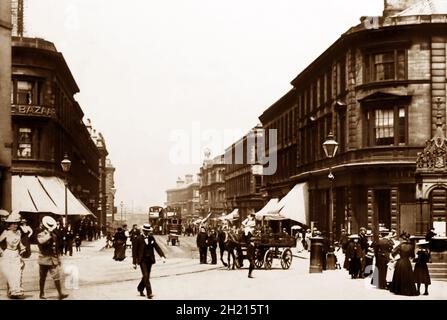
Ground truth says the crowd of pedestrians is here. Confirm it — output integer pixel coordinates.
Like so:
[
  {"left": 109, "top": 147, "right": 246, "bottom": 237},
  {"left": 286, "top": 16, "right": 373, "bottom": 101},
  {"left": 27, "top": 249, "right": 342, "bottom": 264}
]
[
  {"left": 0, "top": 210, "right": 106, "bottom": 300},
  {"left": 340, "top": 227, "right": 434, "bottom": 297}
]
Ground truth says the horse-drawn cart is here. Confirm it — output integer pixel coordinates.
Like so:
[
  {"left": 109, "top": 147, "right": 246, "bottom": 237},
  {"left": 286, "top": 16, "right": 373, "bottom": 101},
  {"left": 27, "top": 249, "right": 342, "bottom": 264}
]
[
  {"left": 252, "top": 233, "right": 296, "bottom": 270},
  {"left": 229, "top": 232, "right": 296, "bottom": 270}
]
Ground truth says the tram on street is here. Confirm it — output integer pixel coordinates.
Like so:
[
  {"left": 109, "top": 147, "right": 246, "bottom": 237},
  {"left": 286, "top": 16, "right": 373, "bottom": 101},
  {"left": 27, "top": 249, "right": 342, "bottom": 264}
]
[{"left": 148, "top": 206, "right": 164, "bottom": 235}]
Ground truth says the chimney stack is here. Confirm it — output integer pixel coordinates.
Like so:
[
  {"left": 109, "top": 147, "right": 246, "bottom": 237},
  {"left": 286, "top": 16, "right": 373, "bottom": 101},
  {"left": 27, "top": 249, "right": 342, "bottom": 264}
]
[
  {"left": 383, "top": 0, "right": 420, "bottom": 17},
  {"left": 176, "top": 177, "right": 185, "bottom": 188},
  {"left": 185, "top": 174, "right": 193, "bottom": 184}
]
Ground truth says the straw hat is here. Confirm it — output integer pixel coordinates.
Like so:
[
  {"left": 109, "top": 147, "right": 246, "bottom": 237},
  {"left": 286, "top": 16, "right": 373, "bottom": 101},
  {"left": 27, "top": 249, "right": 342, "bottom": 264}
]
[
  {"left": 142, "top": 224, "right": 153, "bottom": 232},
  {"left": 417, "top": 239, "right": 430, "bottom": 246},
  {"left": 42, "top": 216, "right": 57, "bottom": 232},
  {"left": 349, "top": 234, "right": 360, "bottom": 239},
  {"left": 4, "top": 212, "right": 22, "bottom": 223},
  {"left": 0, "top": 209, "right": 9, "bottom": 217}
]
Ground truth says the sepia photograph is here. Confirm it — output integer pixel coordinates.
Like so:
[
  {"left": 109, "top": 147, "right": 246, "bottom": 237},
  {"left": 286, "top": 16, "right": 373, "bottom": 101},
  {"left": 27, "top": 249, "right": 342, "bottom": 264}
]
[{"left": 0, "top": 0, "right": 446, "bottom": 307}]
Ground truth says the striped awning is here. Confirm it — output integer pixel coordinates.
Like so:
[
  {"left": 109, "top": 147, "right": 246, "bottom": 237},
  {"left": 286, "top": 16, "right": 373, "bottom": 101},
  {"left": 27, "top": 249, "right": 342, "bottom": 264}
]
[{"left": 12, "top": 175, "right": 94, "bottom": 216}]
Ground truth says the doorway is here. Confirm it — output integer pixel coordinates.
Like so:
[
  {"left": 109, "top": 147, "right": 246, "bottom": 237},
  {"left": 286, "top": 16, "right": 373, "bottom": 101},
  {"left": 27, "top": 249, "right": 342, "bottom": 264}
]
[
  {"left": 430, "top": 188, "right": 447, "bottom": 237},
  {"left": 375, "top": 190, "right": 391, "bottom": 230}
]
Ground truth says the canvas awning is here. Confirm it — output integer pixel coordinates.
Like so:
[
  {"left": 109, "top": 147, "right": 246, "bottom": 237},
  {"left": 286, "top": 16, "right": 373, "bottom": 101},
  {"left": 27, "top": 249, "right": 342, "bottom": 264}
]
[
  {"left": 219, "top": 209, "right": 239, "bottom": 221},
  {"left": 255, "top": 198, "right": 281, "bottom": 221},
  {"left": 267, "top": 183, "right": 309, "bottom": 225},
  {"left": 197, "top": 211, "right": 213, "bottom": 225},
  {"left": 12, "top": 175, "right": 94, "bottom": 216}
]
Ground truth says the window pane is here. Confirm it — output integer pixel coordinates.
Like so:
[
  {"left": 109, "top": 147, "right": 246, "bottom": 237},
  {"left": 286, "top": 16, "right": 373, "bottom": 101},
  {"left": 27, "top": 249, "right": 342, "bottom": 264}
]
[
  {"left": 399, "top": 107, "right": 406, "bottom": 144},
  {"left": 375, "top": 109, "right": 394, "bottom": 146},
  {"left": 373, "top": 52, "right": 396, "bottom": 81},
  {"left": 18, "top": 128, "right": 32, "bottom": 158},
  {"left": 17, "top": 80, "right": 33, "bottom": 105},
  {"left": 17, "top": 81, "right": 33, "bottom": 91}
]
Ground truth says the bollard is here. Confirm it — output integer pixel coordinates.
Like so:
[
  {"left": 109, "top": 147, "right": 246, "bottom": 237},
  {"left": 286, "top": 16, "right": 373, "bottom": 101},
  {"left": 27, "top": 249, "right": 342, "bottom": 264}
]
[{"left": 309, "top": 236, "right": 324, "bottom": 273}]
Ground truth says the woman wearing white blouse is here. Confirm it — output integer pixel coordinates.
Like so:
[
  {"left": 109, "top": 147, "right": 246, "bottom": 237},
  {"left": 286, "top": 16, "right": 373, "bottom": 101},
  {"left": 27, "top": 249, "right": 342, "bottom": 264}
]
[{"left": 0, "top": 212, "right": 26, "bottom": 299}]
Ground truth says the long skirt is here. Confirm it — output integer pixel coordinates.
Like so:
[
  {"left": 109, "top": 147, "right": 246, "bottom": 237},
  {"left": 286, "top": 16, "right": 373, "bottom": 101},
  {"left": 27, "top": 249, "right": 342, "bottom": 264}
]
[
  {"left": 349, "top": 258, "right": 361, "bottom": 278},
  {"left": 1, "top": 249, "right": 25, "bottom": 297},
  {"left": 414, "top": 262, "right": 431, "bottom": 285},
  {"left": 389, "top": 258, "right": 418, "bottom": 296},
  {"left": 372, "top": 256, "right": 388, "bottom": 289},
  {"left": 113, "top": 242, "right": 126, "bottom": 261}
]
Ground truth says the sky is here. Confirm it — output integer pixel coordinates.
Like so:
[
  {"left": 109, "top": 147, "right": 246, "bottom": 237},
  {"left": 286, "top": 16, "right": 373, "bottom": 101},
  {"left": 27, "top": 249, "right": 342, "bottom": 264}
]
[{"left": 24, "top": 0, "right": 383, "bottom": 212}]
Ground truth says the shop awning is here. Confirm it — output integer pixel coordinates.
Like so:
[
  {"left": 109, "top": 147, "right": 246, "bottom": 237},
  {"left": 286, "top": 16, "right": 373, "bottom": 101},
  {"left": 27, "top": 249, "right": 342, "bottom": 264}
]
[
  {"left": 12, "top": 175, "right": 94, "bottom": 216},
  {"left": 267, "top": 183, "right": 309, "bottom": 225},
  {"left": 219, "top": 209, "right": 239, "bottom": 221},
  {"left": 255, "top": 198, "right": 281, "bottom": 221}
]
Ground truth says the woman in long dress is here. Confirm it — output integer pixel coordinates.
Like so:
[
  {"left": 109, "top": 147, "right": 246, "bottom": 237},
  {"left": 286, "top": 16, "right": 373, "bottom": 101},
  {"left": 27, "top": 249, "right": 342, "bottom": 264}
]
[
  {"left": 389, "top": 233, "right": 418, "bottom": 296},
  {"left": 0, "top": 212, "right": 26, "bottom": 299},
  {"left": 414, "top": 240, "right": 431, "bottom": 296},
  {"left": 386, "top": 231, "right": 400, "bottom": 286},
  {"left": 113, "top": 228, "right": 127, "bottom": 261}
]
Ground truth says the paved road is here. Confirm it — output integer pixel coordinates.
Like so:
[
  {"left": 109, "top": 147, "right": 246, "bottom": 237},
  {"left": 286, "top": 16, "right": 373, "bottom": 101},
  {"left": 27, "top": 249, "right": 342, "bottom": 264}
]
[{"left": 0, "top": 236, "right": 446, "bottom": 300}]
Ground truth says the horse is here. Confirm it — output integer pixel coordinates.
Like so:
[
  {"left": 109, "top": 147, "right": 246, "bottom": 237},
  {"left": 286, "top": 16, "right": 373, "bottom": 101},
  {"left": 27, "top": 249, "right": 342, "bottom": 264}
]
[{"left": 223, "top": 229, "right": 244, "bottom": 270}]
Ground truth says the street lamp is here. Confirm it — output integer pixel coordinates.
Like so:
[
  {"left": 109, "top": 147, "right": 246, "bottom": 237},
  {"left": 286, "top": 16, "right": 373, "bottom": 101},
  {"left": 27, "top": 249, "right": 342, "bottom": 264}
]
[
  {"left": 120, "top": 201, "right": 124, "bottom": 222},
  {"left": 61, "top": 154, "right": 72, "bottom": 226},
  {"left": 322, "top": 132, "right": 338, "bottom": 271}
]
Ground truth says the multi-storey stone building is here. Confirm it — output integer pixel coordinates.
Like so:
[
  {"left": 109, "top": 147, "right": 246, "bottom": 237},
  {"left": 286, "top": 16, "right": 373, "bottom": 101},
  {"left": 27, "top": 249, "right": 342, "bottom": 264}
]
[
  {"left": 166, "top": 175, "right": 200, "bottom": 218},
  {"left": 198, "top": 155, "right": 226, "bottom": 217},
  {"left": 225, "top": 125, "right": 265, "bottom": 220},
  {"left": 260, "top": 0, "right": 447, "bottom": 241},
  {"left": 0, "top": 0, "right": 12, "bottom": 211},
  {"left": 11, "top": 37, "right": 100, "bottom": 227}
]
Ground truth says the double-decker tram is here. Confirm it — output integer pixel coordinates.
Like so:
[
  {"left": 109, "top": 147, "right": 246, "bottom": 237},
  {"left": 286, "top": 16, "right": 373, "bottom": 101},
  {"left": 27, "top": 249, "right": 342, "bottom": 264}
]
[{"left": 148, "top": 206, "right": 164, "bottom": 235}]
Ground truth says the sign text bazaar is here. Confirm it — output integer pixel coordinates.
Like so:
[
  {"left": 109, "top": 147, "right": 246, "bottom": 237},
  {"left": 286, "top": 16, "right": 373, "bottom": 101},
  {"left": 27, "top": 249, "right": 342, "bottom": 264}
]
[{"left": 12, "top": 105, "right": 56, "bottom": 117}]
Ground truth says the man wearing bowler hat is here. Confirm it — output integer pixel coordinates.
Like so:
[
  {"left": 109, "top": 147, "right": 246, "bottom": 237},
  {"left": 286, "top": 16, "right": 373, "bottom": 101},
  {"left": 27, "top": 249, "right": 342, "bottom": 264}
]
[
  {"left": 132, "top": 224, "right": 166, "bottom": 299},
  {"left": 37, "top": 216, "right": 69, "bottom": 300}
]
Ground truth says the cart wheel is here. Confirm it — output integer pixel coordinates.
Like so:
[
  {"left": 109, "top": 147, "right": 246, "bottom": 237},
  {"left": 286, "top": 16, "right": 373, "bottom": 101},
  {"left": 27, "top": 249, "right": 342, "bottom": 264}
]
[
  {"left": 264, "top": 249, "right": 273, "bottom": 270},
  {"left": 254, "top": 248, "right": 264, "bottom": 269},
  {"left": 281, "top": 249, "right": 293, "bottom": 270}
]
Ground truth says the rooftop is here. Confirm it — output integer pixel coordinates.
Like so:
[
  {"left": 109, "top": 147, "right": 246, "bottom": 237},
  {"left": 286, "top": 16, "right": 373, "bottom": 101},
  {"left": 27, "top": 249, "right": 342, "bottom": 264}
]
[{"left": 394, "top": 0, "right": 447, "bottom": 16}]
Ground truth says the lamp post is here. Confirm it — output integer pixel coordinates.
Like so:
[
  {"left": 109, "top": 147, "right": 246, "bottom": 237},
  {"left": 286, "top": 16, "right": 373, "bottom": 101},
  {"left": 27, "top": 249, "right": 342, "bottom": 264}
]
[
  {"left": 120, "top": 201, "right": 124, "bottom": 222},
  {"left": 61, "top": 154, "right": 72, "bottom": 226},
  {"left": 322, "top": 132, "right": 339, "bottom": 271}
]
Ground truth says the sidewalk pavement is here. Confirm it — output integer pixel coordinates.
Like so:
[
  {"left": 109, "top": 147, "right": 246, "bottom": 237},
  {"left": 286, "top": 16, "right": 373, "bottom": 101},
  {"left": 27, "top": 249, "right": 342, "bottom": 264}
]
[{"left": 0, "top": 238, "right": 221, "bottom": 297}]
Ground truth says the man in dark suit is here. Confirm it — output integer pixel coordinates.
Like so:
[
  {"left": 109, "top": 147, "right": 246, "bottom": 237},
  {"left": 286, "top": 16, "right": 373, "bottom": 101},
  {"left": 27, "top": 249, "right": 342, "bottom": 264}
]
[
  {"left": 132, "top": 224, "right": 166, "bottom": 299},
  {"left": 196, "top": 226, "right": 208, "bottom": 264}
]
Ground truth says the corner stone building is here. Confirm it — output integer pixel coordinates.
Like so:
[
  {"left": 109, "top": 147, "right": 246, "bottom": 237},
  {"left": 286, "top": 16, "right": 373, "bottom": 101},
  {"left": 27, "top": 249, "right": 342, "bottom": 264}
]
[{"left": 260, "top": 0, "right": 447, "bottom": 240}]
